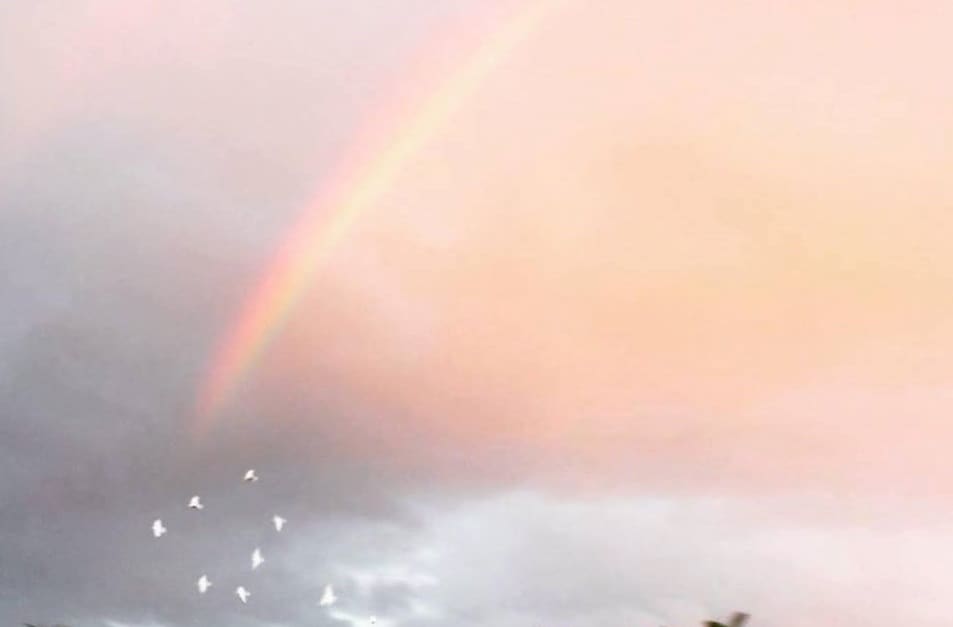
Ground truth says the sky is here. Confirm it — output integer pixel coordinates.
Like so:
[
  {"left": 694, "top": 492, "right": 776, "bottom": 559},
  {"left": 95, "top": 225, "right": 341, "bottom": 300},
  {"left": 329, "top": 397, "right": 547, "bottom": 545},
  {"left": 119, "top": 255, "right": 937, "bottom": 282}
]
[{"left": 1, "top": 1, "right": 952, "bottom": 626}]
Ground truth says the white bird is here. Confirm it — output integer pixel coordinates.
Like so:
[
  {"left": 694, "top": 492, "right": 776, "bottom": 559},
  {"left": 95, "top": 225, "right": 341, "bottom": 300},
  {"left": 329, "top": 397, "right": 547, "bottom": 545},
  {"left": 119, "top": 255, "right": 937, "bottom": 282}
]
[
  {"left": 151, "top": 519, "right": 166, "bottom": 538},
  {"left": 251, "top": 548, "right": 264, "bottom": 570},
  {"left": 236, "top": 586, "right": 250, "bottom": 604},
  {"left": 243, "top": 469, "right": 258, "bottom": 482},
  {"left": 272, "top": 515, "right": 287, "bottom": 532},
  {"left": 188, "top": 496, "right": 203, "bottom": 510},
  {"left": 197, "top": 574, "right": 212, "bottom": 594},
  {"left": 318, "top": 583, "right": 337, "bottom": 606}
]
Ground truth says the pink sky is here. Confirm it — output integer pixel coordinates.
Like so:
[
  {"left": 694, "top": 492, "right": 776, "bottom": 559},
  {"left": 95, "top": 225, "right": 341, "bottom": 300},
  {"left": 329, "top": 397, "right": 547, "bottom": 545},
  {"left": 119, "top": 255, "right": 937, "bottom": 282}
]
[
  {"left": 2, "top": 1, "right": 951, "bottom": 625},
  {"left": 235, "top": 0, "right": 953, "bottom": 499}
]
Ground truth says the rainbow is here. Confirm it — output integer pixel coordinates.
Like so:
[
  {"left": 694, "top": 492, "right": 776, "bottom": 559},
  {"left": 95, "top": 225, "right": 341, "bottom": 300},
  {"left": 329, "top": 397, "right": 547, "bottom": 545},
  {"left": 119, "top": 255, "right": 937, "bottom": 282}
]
[{"left": 193, "top": 0, "right": 564, "bottom": 434}]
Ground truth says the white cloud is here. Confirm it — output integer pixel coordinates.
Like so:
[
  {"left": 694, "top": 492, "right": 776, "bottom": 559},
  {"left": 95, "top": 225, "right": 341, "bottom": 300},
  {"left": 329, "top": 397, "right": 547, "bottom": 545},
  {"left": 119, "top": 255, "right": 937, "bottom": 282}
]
[
  {"left": 328, "top": 608, "right": 397, "bottom": 627},
  {"left": 105, "top": 620, "right": 169, "bottom": 627}
]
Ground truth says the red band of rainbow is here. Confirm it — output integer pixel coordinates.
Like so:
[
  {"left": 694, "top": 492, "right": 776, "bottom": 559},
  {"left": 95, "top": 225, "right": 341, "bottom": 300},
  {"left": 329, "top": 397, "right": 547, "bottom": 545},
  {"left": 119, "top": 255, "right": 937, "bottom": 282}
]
[{"left": 193, "top": 0, "right": 565, "bottom": 436}]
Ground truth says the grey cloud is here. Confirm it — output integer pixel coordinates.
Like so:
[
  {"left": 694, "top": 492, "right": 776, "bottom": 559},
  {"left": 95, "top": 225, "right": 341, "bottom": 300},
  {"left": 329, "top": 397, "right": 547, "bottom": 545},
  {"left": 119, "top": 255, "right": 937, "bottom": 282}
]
[
  {"left": 393, "top": 492, "right": 948, "bottom": 627},
  {"left": 0, "top": 0, "right": 485, "bottom": 621}
]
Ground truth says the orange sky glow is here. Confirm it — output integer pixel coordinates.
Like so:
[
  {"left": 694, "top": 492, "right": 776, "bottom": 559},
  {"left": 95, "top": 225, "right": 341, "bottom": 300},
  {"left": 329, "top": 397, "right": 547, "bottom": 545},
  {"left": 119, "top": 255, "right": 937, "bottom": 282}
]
[{"left": 214, "top": 0, "right": 953, "bottom": 497}]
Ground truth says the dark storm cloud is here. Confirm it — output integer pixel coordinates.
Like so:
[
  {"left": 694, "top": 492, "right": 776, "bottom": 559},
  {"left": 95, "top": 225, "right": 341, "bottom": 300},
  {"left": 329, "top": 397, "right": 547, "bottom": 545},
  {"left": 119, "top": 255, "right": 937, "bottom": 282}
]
[
  {"left": 0, "top": 119, "right": 428, "bottom": 626},
  {"left": 0, "top": 1, "right": 461, "bottom": 618},
  {"left": 0, "top": 0, "right": 485, "bottom": 620}
]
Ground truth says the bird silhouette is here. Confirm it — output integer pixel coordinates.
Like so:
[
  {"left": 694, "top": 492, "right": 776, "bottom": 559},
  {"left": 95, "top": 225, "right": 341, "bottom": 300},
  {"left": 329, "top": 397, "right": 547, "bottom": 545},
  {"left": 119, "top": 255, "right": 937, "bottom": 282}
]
[
  {"left": 251, "top": 547, "right": 264, "bottom": 570},
  {"left": 151, "top": 519, "right": 166, "bottom": 538},
  {"left": 244, "top": 469, "right": 258, "bottom": 482},
  {"left": 197, "top": 575, "right": 212, "bottom": 594},
  {"left": 187, "top": 496, "right": 204, "bottom": 510},
  {"left": 273, "top": 515, "right": 287, "bottom": 532},
  {"left": 236, "top": 586, "right": 250, "bottom": 604},
  {"left": 319, "top": 583, "right": 337, "bottom": 606}
]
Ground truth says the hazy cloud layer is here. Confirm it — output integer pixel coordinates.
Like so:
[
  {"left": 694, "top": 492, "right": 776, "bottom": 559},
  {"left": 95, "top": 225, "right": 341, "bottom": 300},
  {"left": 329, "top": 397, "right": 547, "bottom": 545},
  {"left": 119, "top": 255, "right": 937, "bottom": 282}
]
[{"left": 3, "top": 1, "right": 952, "bottom": 626}]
